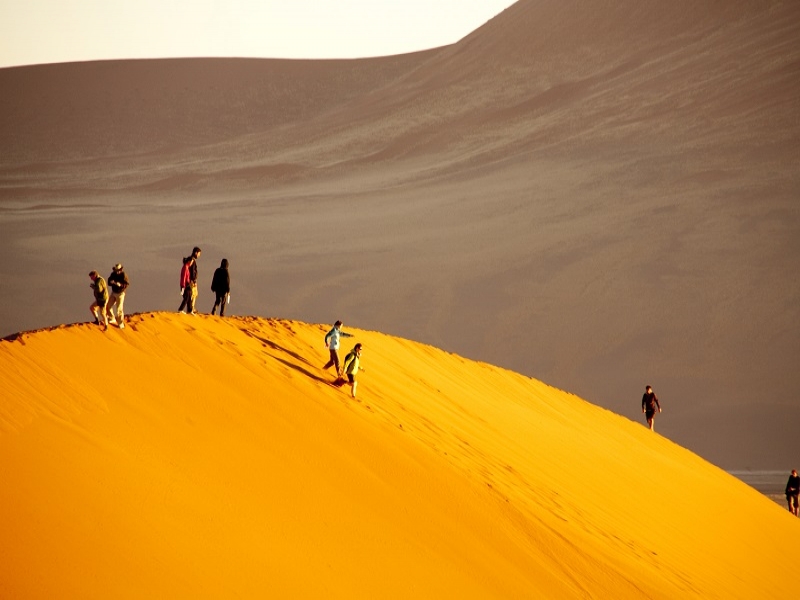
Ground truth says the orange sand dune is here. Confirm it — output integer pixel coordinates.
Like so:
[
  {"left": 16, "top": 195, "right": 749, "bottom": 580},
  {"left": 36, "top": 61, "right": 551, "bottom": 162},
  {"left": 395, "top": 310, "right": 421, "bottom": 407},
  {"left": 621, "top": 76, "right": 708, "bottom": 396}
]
[
  {"left": 1, "top": 314, "right": 797, "bottom": 598},
  {"left": 0, "top": 0, "right": 798, "bottom": 477}
]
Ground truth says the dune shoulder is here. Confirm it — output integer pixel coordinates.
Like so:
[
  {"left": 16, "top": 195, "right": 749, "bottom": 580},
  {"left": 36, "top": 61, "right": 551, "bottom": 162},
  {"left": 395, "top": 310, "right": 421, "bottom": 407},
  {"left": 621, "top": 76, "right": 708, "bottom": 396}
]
[{"left": 1, "top": 313, "right": 797, "bottom": 598}]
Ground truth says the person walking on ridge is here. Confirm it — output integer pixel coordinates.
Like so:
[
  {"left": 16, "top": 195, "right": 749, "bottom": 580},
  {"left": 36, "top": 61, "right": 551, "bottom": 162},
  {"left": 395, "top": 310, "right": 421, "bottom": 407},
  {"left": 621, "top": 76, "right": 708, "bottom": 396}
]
[
  {"left": 178, "top": 247, "right": 201, "bottom": 314},
  {"left": 641, "top": 385, "right": 661, "bottom": 431},
  {"left": 786, "top": 469, "right": 800, "bottom": 516},
  {"left": 323, "top": 320, "right": 353, "bottom": 377},
  {"left": 342, "top": 343, "right": 365, "bottom": 398},
  {"left": 211, "top": 258, "right": 230, "bottom": 316},
  {"left": 89, "top": 270, "right": 109, "bottom": 331},
  {"left": 106, "top": 263, "right": 129, "bottom": 328},
  {"left": 178, "top": 256, "right": 192, "bottom": 313}
]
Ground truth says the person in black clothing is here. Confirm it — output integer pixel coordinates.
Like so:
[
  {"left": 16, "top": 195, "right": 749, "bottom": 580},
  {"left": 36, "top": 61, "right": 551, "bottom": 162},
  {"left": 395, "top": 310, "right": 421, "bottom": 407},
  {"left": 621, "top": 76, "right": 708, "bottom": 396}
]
[
  {"left": 641, "top": 385, "right": 661, "bottom": 431},
  {"left": 211, "top": 258, "right": 230, "bottom": 316},
  {"left": 786, "top": 469, "right": 800, "bottom": 516}
]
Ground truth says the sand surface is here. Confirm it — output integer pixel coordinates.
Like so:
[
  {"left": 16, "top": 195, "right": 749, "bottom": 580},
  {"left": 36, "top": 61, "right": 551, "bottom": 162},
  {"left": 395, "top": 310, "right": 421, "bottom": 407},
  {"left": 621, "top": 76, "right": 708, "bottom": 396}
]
[
  {"left": 1, "top": 314, "right": 798, "bottom": 598},
  {"left": 1, "top": 0, "right": 798, "bottom": 470}
]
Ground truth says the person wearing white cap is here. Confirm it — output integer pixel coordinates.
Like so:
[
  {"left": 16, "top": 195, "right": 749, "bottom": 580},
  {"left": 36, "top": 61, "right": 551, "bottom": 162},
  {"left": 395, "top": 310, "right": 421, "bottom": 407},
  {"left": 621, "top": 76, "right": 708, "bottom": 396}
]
[{"left": 106, "top": 263, "right": 130, "bottom": 328}]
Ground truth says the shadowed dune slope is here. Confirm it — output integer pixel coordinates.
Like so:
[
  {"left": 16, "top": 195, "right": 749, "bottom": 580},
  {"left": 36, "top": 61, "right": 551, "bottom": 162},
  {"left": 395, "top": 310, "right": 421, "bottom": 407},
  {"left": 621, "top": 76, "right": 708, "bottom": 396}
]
[{"left": 1, "top": 314, "right": 797, "bottom": 598}]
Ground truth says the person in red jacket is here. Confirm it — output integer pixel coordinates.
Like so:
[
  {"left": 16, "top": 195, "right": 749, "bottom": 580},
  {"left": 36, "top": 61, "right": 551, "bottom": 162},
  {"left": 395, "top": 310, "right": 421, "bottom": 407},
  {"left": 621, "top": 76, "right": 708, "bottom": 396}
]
[
  {"left": 178, "top": 256, "right": 193, "bottom": 313},
  {"left": 178, "top": 247, "right": 201, "bottom": 314}
]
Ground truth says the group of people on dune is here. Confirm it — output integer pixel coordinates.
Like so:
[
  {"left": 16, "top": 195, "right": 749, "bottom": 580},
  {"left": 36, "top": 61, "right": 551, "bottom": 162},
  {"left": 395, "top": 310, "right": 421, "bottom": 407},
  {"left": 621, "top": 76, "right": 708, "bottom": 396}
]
[
  {"left": 88, "top": 264, "right": 129, "bottom": 331},
  {"left": 87, "top": 250, "right": 798, "bottom": 506},
  {"left": 322, "top": 320, "right": 364, "bottom": 398},
  {"left": 89, "top": 247, "right": 365, "bottom": 397},
  {"left": 177, "top": 247, "right": 231, "bottom": 317},
  {"left": 88, "top": 246, "right": 231, "bottom": 330}
]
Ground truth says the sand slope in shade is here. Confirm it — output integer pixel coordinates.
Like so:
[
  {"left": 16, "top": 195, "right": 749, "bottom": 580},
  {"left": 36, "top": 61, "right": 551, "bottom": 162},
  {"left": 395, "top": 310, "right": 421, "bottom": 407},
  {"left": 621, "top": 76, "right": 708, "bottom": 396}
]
[{"left": 0, "top": 314, "right": 797, "bottom": 598}]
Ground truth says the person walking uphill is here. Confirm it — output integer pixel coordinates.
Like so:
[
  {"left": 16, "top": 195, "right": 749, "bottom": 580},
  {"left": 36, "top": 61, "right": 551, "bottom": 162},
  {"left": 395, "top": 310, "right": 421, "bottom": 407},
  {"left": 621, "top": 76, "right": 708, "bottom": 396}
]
[
  {"left": 211, "top": 258, "right": 230, "bottom": 316},
  {"left": 323, "top": 320, "right": 353, "bottom": 376},
  {"left": 641, "top": 385, "right": 662, "bottom": 431},
  {"left": 786, "top": 469, "right": 800, "bottom": 516},
  {"left": 342, "top": 343, "right": 365, "bottom": 398},
  {"left": 88, "top": 270, "right": 109, "bottom": 331},
  {"left": 106, "top": 263, "right": 129, "bottom": 328},
  {"left": 178, "top": 247, "right": 201, "bottom": 314}
]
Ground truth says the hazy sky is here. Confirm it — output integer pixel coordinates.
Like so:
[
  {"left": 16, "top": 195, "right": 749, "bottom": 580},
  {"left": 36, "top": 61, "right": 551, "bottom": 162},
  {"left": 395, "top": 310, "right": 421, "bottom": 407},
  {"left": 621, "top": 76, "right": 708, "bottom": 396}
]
[{"left": 0, "top": 0, "right": 517, "bottom": 68}]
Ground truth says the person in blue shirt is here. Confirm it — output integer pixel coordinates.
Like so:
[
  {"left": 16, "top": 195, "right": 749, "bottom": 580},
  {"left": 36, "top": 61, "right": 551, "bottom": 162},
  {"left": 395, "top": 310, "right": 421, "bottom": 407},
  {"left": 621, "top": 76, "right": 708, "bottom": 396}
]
[{"left": 323, "top": 320, "right": 353, "bottom": 377}]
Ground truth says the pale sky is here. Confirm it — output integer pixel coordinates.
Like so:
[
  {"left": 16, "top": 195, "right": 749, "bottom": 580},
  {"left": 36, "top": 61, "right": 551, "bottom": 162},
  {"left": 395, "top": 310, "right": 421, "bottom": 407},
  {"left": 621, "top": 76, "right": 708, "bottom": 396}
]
[{"left": 0, "top": 0, "right": 518, "bottom": 68}]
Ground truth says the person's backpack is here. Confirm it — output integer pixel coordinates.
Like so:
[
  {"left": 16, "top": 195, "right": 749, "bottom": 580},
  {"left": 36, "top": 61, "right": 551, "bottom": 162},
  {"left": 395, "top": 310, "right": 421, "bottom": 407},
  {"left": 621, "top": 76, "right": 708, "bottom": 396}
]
[{"left": 342, "top": 351, "right": 356, "bottom": 373}]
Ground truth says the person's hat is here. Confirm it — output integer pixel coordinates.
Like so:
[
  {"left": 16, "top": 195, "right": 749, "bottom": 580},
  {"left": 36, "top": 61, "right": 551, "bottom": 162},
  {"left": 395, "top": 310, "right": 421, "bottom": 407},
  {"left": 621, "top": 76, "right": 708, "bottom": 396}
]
[{"left": 113, "top": 263, "right": 123, "bottom": 271}]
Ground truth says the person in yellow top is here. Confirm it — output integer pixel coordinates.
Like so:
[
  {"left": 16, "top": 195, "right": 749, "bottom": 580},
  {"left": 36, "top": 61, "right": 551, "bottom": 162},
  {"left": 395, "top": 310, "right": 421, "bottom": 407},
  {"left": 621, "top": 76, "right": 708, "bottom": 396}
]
[{"left": 342, "top": 343, "right": 365, "bottom": 398}]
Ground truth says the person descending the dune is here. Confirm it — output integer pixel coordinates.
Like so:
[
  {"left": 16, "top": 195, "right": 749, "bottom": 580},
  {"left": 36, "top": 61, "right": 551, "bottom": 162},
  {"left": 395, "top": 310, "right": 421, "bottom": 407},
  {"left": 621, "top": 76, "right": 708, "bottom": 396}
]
[
  {"left": 786, "top": 469, "right": 800, "bottom": 516},
  {"left": 210, "top": 258, "right": 230, "bottom": 316},
  {"left": 89, "top": 270, "right": 109, "bottom": 331},
  {"left": 323, "top": 320, "right": 353, "bottom": 377},
  {"left": 342, "top": 343, "right": 365, "bottom": 398},
  {"left": 106, "top": 263, "right": 129, "bottom": 329},
  {"left": 641, "top": 385, "right": 662, "bottom": 431},
  {"left": 178, "top": 247, "right": 201, "bottom": 314}
]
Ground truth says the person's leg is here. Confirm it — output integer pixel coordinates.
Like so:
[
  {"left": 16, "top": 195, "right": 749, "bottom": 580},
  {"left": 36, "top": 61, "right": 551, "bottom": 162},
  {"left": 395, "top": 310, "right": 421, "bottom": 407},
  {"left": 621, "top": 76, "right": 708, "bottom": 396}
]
[
  {"left": 116, "top": 292, "right": 125, "bottom": 326},
  {"left": 179, "top": 288, "right": 190, "bottom": 312},
  {"left": 323, "top": 349, "right": 338, "bottom": 371},
  {"left": 219, "top": 292, "right": 227, "bottom": 316},
  {"left": 91, "top": 301, "right": 100, "bottom": 323},
  {"left": 106, "top": 293, "right": 118, "bottom": 322},
  {"left": 189, "top": 285, "right": 198, "bottom": 314},
  {"left": 211, "top": 294, "right": 220, "bottom": 315},
  {"left": 348, "top": 374, "right": 357, "bottom": 397},
  {"left": 98, "top": 303, "right": 108, "bottom": 330}
]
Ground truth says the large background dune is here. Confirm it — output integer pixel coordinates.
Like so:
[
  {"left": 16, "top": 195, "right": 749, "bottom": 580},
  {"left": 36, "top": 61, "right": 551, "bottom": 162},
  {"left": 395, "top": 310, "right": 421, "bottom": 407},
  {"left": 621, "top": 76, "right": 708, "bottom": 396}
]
[
  {"left": 1, "top": 0, "right": 799, "bottom": 468},
  {"left": 1, "top": 315, "right": 798, "bottom": 598}
]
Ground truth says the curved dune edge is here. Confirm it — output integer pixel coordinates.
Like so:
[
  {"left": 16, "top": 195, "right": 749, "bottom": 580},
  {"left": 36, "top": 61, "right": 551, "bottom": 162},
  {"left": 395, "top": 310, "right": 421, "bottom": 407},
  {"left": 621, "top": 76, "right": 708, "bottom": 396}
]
[{"left": 0, "top": 312, "right": 796, "bottom": 598}]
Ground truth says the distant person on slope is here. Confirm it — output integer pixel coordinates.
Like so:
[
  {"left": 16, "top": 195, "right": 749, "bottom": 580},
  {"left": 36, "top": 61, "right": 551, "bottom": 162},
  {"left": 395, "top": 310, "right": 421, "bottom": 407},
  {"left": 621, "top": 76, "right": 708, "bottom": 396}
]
[
  {"left": 641, "top": 385, "right": 661, "bottom": 431},
  {"left": 323, "top": 320, "right": 353, "bottom": 377},
  {"left": 211, "top": 258, "right": 230, "bottom": 316},
  {"left": 786, "top": 469, "right": 800, "bottom": 516},
  {"left": 342, "top": 343, "right": 365, "bottom": 398},
  {"left": 106, "top": 263, "right": 129, "bottom": 329},
  {"left": 89, "top": 270, "right": 109, "bottom": 331}
]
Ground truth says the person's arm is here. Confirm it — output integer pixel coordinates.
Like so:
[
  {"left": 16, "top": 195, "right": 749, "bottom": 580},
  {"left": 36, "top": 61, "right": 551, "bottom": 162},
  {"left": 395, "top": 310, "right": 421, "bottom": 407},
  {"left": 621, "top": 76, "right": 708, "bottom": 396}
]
[
  {"left": 342, "top": 331, "right": 353, "bottom": 338},
  {"left": 324, "top": 329, "right": 333, "bottom": 347}
]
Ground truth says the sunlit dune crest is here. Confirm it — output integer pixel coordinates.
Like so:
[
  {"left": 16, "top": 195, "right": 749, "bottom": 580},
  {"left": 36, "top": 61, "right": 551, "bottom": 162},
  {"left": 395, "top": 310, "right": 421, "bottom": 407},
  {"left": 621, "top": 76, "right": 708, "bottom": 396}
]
[{"left": 1, "top": 314, "right": 796, "bottom": 598}]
